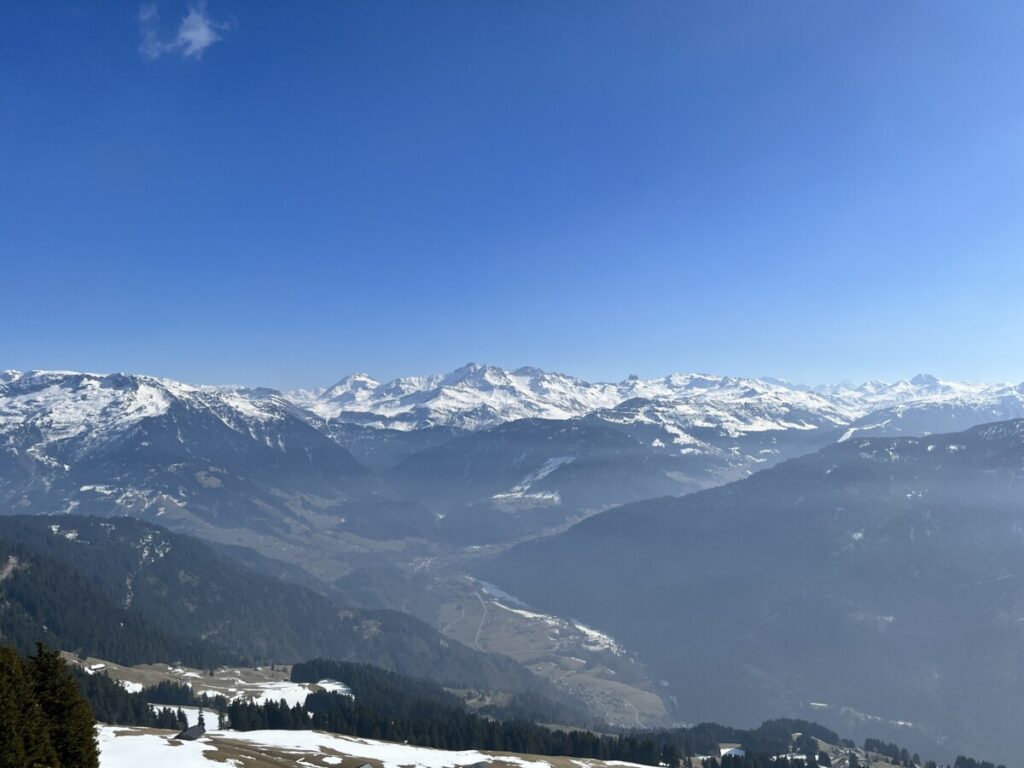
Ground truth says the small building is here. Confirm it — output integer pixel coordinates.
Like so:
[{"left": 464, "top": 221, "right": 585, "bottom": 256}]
[
  {"left": 174, "top": 724, "right": 206, "bottom": 741},
  {"left": 720, "top": 745, "right": 746, "bottom": 759}
]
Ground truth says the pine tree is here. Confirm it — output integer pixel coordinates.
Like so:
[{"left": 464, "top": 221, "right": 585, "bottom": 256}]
[
  {"left": 29, "top": 644, "right": 98, "bottom": 768},
  {"left": 0, "top": 646, "right": 30, "bottom": 768},
  {"left": 0, "top": 644, "right": 61, "bottom": 768},
  {"left": 17, "top": 669, "right": 60, "bottom": 768}
]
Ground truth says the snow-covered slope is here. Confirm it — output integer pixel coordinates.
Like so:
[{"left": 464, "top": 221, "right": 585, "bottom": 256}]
[
  {"left": 0, "top": 370, "right": 302, "bottom": 461},
  {"left": 595, "top": 376, "right": 856, "bottom": 440},
  {"left": 0, "top": 371, "right": 368, "bottom": 526},
  {"left": 98, "top": 725, "right": 652, "bottom": 768},
  {"left": 298, "top": 364, "right": 623, "bottom": 430},
  {"left": 836, "top": 382, "right": 1024, "bottom": 441}
]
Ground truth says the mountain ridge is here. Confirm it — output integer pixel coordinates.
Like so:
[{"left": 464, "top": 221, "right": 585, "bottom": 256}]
[
  {"left": 291, "top": 364, "right": 1024, "bottom": 437},
  {"left": 6, "top": 366, "right": 1024, "bottom": 538}
]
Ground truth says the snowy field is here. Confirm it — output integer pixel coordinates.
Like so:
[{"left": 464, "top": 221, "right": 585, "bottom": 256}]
[
  {"left": 68, "top": 654, "right": 352, "bottom": 707},
  {"left": 97, "top": 726, "right": 652, "bottom": 768},
  {"left": 98, "top": 727, "right": 227, "bottom": 768}
]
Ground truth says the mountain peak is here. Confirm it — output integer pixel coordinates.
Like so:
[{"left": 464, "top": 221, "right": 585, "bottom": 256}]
[
  {"left": 321, "top": 372, "right": 380, "bottom": 395},
  {"left": 330, "top": 372, "right": 379, "bottom": 386}
]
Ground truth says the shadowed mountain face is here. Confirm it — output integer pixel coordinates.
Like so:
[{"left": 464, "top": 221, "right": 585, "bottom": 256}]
[
  {"left": 379, "top": 416, "right": 845, "bottom": 544},
  {"left": 320, "top": 422, "right": 468, "bottom": 472},
  {"left": 384, "top": 419, "right": 699, "bottom": 540},
  {"left": 479, "top": 420, "right": 1024, "bottom": 764}
]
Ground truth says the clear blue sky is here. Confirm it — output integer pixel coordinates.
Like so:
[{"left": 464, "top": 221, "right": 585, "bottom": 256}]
[{"left": 3, "top": 2, "right": 1023, "bottom": 388}]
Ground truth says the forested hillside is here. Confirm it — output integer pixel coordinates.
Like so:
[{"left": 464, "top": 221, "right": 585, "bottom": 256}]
[
  {"left": 0, "top": 515, "right": 566, "bottom": 698},
  {"left": 0, "top": 539, "right": 226, "bottom": 666}
]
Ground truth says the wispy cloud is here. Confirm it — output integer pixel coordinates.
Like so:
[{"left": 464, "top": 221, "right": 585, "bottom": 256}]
[{"left": 139, "top": 2, "right": 230, "bottom": 60}]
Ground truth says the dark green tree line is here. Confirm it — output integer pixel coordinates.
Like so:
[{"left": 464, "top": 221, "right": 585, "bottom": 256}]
[{"left": 0, "top": 644, "right": 98, "bottom": 768}]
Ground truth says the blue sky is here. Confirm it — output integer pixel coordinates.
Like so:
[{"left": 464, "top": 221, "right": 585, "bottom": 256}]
[{"left": 3, "top": 2, "right": 1023, "bottom": 388}]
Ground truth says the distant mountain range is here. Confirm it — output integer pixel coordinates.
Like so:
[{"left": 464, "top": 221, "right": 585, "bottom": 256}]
[
  {"left": 290, "top": 364, "right": 1024, "bottom": 435},
  {"left": 3, "top": 366, "right": 1023, "bottom": 537}
]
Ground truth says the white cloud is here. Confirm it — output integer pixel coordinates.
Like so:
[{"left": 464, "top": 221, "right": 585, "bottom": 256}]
[{"left": 138, "top": 2, "right": 230, "bottom": 60}]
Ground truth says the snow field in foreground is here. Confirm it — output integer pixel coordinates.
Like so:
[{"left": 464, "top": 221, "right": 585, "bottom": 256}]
[{"left": 98, "top": 725, "right": 653, "bottom": 768}]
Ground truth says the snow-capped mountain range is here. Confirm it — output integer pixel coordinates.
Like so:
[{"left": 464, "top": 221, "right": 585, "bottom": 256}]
[
  {"left": 288, "top": 363, "right": 1024, "bottom": 437},
  {"left": 4, "top": 365, "right": 1024, "bottom": 460},
  {"left": 3, "top": 364, "right": 1024, "bottom": 535}
]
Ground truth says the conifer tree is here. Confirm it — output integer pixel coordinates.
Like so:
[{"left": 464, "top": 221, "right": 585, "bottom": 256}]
[
  {"left": 0, "top": 646, "right": 31, "bottom": 768},
  {"left": 29, "top": 644, "right": 98, "bottom": 768},
  {"left": 0, "top": 644, "right": 61, "bottom": 768}
]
